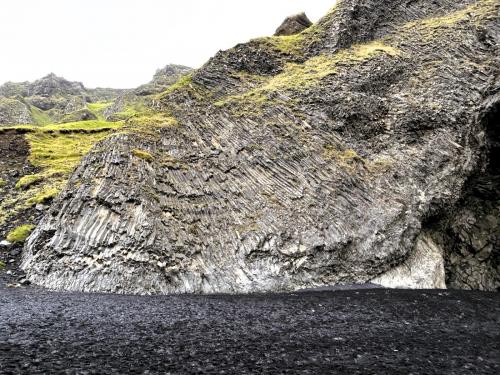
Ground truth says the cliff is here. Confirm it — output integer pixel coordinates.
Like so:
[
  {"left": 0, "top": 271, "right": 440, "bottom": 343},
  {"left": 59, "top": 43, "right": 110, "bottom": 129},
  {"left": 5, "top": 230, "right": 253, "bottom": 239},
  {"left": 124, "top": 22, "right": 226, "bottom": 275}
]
[{"left": 13, "top": 0, "right": 500, "bottom": 293}]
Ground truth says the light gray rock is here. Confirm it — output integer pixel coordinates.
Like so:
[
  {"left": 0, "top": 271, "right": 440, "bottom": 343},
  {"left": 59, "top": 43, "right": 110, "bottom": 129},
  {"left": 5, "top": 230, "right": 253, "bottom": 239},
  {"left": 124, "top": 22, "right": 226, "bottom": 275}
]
[{"left": 371, "top": 234, "right": 446, "bottom": 289}]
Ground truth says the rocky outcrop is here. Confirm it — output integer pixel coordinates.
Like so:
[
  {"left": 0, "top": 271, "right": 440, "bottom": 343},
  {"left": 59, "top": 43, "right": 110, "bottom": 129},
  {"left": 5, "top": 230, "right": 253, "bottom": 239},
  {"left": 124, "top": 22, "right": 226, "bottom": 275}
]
[
  {"left": 22, "top": 0, "right": 500, "bottom": 294},
  {"left": 26, "top": 73, "right": 86, "bottom": 98},
  {"left": 274, "top": 12, "right": 313, "bottom": 36},
  {"left": 0, "top": 74, "right": 124, "bottom": 125},
  {"left": 134, "top": 64, "right": 193, "bottom": 96},
  {"left": 0, "top": 98, "right": 33, "bottom": 126}
]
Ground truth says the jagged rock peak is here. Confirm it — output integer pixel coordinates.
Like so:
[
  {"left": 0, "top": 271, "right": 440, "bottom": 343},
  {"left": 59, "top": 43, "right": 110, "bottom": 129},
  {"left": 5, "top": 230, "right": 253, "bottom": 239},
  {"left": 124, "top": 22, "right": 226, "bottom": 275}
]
[
  {"left": 274, "top": 12, "right": 312, "bottom": 36},
  {"left": 28, "top": 73, "right": 86, "bottom": 97},
  {"left": 134, "top": 64, "right": 193, "bottom": 96}
]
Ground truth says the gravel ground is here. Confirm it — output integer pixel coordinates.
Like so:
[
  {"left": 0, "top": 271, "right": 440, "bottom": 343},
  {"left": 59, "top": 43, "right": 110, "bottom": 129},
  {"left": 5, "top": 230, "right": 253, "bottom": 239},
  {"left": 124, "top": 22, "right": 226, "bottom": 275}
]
[{"left": 0, "top": 283, "right": 499, "bottom": 374}]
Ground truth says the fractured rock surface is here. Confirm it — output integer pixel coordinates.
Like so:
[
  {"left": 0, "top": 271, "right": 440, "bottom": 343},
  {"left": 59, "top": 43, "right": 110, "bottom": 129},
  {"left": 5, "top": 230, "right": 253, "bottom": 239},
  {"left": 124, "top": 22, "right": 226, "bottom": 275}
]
[{"left": 22, "top": 0, "right": 500, "bottom": 294}]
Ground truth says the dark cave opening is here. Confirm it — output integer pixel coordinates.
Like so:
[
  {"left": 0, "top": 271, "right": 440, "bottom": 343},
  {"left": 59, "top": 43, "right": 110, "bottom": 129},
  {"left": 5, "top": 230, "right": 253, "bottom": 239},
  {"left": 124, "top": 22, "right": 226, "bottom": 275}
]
[{"left": 435, "top": 100, "right": 500, "bottom": 291}]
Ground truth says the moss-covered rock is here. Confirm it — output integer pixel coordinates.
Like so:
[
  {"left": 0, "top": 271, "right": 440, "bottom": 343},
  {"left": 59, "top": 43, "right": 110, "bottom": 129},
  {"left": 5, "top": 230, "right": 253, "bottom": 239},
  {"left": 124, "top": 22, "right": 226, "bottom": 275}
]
[{"left": 6, "top": 224, "right": 35, "bottom": 243}]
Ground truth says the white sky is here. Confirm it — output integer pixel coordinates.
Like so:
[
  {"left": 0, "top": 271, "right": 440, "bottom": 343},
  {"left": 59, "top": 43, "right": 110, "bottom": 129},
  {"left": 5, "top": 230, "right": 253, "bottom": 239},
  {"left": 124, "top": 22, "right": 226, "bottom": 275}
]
[{"left": 0, "top": 0, "right": 334, "bottom": 89}]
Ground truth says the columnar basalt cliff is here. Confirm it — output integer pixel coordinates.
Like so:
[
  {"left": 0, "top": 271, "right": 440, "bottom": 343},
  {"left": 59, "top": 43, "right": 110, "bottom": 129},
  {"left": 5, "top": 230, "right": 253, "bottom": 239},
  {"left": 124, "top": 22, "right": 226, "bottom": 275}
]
[{"left": 21, "top": 0, "right": 500, "bottom": 294}]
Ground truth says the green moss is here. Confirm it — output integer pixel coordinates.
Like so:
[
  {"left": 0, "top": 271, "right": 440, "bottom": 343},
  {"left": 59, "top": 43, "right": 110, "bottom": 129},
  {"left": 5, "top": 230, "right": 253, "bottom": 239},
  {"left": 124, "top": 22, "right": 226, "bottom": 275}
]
[
  {"left": 0, "top": 178, "right": 6, "bottom": 188},
  {"left": 0, "top": 260, "right": 5, "bottom": 270},
  {"left": 30, "top": 106, "right": 52, "bottom": 126},
  {"left": 406, "top": 0, "right": 497, "bottom": 30},
  {"left": 15, "top": 174, "right": 43, "bottom": 190},
  {"left": 159, "top": 73, "right": 193, "bottom": 96},
  {"left": 256, "top": 33, "right": 306, "bottom": 55},
  {"left": 400, "top": 0, "right": 498, "bottom": 44},
  {"left": 0, "top": 124, "right": 37, "bottom": 133},
  {"left": 87, "top": 101, "right": 112, "bottom": 120},
  {"left": 267, "top": 42, "right": 399, "bottom": 90},
  {"left": 132, "top": 149, "right": 154, "bottom": 162},
  {"left": 323, "top": 145, "right": 364, "bottom": 172},
  {"left": 41, "top": 120, "right": 124, "bottom": 132},
  {"left": 0, "top": 118, "right": 125, "bottom": 226},
  {"left": 216, "top": 41, "right": 399, "bottom": 112},
  {"left": 26, "top": 187, "right": 59, "bottom": 205},
  {"left": 125, "top": 113, "right": 178, "bottom": 129},
  {"left": 6, "top": 224, "right": 35, "bottom": 243}
]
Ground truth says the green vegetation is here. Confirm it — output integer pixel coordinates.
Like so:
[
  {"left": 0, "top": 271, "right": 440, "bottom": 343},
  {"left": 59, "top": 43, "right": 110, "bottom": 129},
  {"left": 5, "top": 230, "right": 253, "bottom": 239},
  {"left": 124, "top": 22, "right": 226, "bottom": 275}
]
[
  {"left": 215, "top": 41, "right": 400, "bottom": 113},
  {"left": 132, "top": 149, "right": 154, "bottom": 162},
  {"left": 262, "top": 42, "right": 399, "bottom": 91},
  {"left": 15, "top": 174, "right": 43, "bottom": 190},
  {"left": 30, "top": 106, "right": 52, "bottom": 126},
  {"left": 405, "top": 0, "right": 497, "bottom": 30},
  {"left": 26, "top": 187, "right": 59, "bottom": 205},
  {"left": 6, "top": 224, "right": 35, "bottom": 243},
  {"left": 27, "top": 128, "right": 116, "bottom": 176},
  {"left": 400, "top": 0, "right": 498, "bottom": 44},
  {"left": 42, "top": 120, "right": 124, "bottom": 132},
  {"left": 0, "top": 178, "right": 6, "bottom": 188},
  {"left": 323, "top": 145, "right": 362, "bottom": 171},
  {"left": 0, "top": 260, "right": 5, "bottom": 270},
  {"left": 159, "top": 73, "right": 193, "bottom": 96},
  {"left": 87, "top": 101, "right": 112, "bottom": 120},
  {"left": 0, "top": 120, "right": 124, "bottom": 225},
  {"left": 156, "top": 73, "right": 212, "bottom": 104},
  {"left": 0, "top": 120, "right": 124, "bottom": 134},
  {"left": 257, "top": 33, "right": 306, "bottom": 55}
]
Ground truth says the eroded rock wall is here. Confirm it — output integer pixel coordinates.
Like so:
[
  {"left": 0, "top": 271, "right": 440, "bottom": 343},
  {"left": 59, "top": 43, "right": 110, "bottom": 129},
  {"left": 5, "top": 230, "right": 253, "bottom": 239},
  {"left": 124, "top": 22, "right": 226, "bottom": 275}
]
[{"left": 22, "top": 0, "right": 500, "bottom": 294}]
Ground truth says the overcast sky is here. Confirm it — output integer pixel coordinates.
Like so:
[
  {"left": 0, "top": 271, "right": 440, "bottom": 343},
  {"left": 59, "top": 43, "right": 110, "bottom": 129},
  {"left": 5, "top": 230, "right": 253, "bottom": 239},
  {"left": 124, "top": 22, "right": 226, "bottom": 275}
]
[{"left": 0, "top": 0, "right": 334, "bottom": 89}]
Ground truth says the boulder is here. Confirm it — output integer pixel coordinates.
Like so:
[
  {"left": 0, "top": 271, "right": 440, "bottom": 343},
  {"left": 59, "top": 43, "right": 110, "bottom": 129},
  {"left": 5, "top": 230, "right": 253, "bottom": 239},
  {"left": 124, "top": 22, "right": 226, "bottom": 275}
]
[{"left": 274, "top": 12, "right": 312, "bottom": 36}]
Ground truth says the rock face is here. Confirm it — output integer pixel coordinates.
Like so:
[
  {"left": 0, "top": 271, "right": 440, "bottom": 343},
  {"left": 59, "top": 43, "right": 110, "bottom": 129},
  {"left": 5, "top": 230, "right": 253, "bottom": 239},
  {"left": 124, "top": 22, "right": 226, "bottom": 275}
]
[
  {"left": 22, "top": 0, "right": 500, "bottom": 294},
  {"left": 275, "top": 12, "right": 313, "bottom": 36},
  {"left": 134, "top": 64, "right": 193, "bottom": 96},
  {"left": 371, "top": 234, "right": 446, "bottom": 289},
  {"left": 0, "top": 98, "right": 33, "bottom": 125}
]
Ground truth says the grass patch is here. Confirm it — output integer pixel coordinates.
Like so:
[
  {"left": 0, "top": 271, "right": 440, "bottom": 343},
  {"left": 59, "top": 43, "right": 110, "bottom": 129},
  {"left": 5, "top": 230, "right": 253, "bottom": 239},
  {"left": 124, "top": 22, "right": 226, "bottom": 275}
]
[
  {"left": 15, "top": 174, "right": 43, "bottom": 190},
  {"left": 27, "top": 129, "right": 115, "bottom": 176},
  {"left": 6, "top": 224, "right": 35, "bottom": 243},
  {"left": 256, "top": 33, "right": 306, "bottom": 55},
  {"left": 405, "top": 0, "right": 497, "bottom": 30},
  {"left": 159, "top": 73, "right": 193, "bottom": 96},
  {"left": 41, "top": 120, "right": 124, "bottom": 132},
  {"left": 132, "top": 149, "right": 154, "bottom": 162},
  {"left": 215, "top": 41, "right": 400, "bottom": 111},
  {"left": 26, "top": 187, "right": 59, "bottom": 205},
  {"left": 323, "top": 145, "right": 363, "bottom": 172},
  {"left": 30, "top": 106, "right": 52, "bottom": 126},
  {"left": 87, "top": 101, "right": 112, "bottom": 120}
]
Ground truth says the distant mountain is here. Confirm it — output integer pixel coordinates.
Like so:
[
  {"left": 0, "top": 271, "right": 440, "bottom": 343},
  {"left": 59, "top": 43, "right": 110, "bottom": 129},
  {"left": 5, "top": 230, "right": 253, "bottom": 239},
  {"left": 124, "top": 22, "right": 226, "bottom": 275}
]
[{"left": 0, "top": 73, "right": 124, "bottom": 125}]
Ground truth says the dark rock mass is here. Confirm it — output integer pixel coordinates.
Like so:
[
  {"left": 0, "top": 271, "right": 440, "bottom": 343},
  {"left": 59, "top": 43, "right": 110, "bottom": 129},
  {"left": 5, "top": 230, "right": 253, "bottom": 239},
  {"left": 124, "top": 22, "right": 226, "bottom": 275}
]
[
  {"left": 274, "top": 12, "right": 313, "bottom": 36},
  {"left": 21, "top": 0, "right": 500, "bottom": 294}
]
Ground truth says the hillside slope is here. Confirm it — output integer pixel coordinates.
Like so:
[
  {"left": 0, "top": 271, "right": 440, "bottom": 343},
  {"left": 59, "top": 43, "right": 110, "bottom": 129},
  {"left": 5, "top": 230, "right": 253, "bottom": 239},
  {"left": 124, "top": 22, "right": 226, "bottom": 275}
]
[
  {"left": 0, "top": 66, "right": 190, "bottom": 279},
  {"left": 20, "top": 0, "right": 500, "bottom": 294}
]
